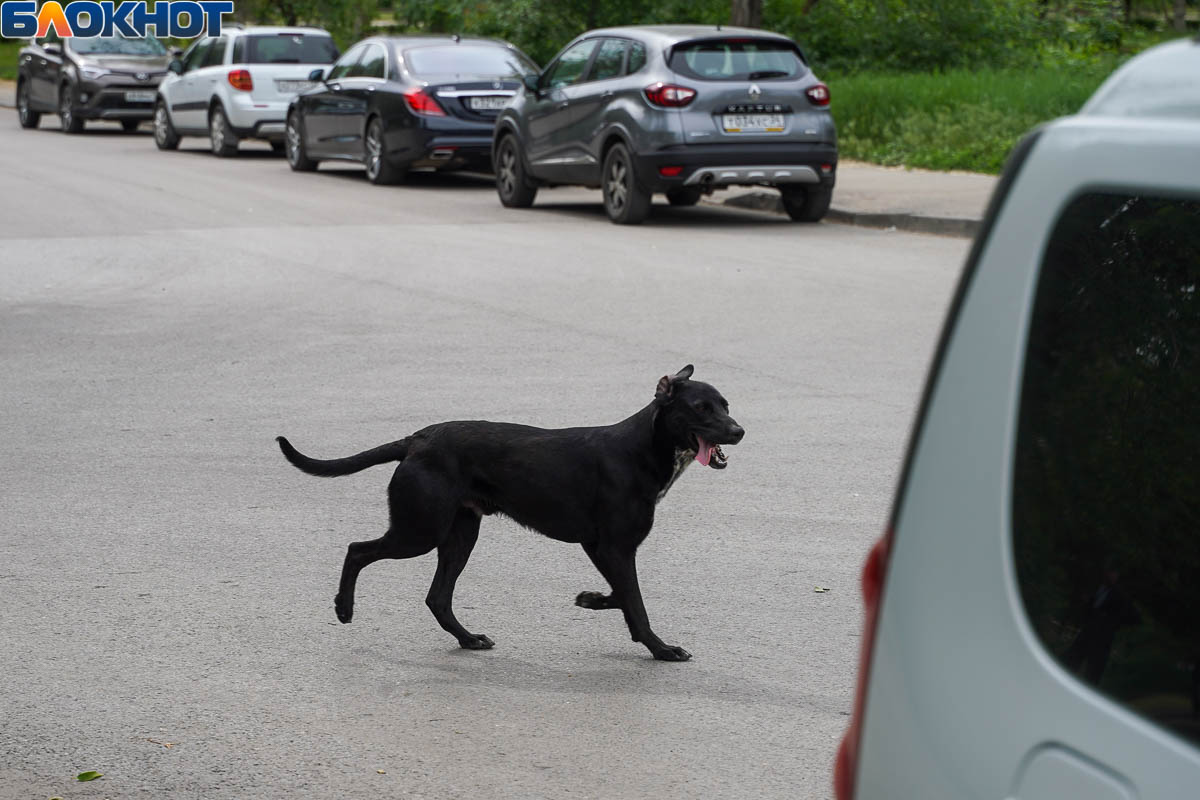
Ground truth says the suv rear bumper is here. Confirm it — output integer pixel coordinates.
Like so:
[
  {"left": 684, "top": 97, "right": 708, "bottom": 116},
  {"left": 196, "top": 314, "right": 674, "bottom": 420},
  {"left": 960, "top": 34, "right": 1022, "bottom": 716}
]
[{"left": 633, "top": 142, "right": 837, "bottom": 192}]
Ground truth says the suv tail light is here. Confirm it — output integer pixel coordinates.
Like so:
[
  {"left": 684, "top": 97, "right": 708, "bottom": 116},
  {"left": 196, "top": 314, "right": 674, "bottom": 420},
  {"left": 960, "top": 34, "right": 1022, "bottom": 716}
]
[
  {"left": 403, "top": 88, "right": 446, "bottom": 117},
  {"left": 834, "top": 530, "right": 893, "bottom": 800},
  {"left": 227, "top": 69, "right": 253, "bottom": 91},
  {"left": 644, "top": 83, "right": 696, "bottom": 107},
  {"left": 805, "top": 83, "right": 831, "bottom": 107}
]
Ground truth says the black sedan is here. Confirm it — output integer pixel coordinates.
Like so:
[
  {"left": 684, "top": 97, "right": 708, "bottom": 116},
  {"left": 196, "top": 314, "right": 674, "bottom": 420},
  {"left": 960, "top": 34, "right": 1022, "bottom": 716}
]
[{"left": 284, "top": 35, "right": 538, "bottom": 184}]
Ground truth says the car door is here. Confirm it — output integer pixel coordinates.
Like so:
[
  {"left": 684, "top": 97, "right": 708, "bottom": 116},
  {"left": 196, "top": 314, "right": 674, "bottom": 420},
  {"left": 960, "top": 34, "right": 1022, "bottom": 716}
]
[
  {"left": 302, "top": 44, "right": 364, "bottom": 157},
  {"left": 334, "top": 41, "right": 387, "bottom": 159},
  {"left": 524, "top": 38, "right": 599, "bottom": 181},
  {"left": 560, "top": 37, "right": 629, "bottom": 183},
  {"left": 168, "top": 38, "right": 213, "bottom": 131},
  {"left": 28, "top": 34, "right": 64, "bottom": 108}
]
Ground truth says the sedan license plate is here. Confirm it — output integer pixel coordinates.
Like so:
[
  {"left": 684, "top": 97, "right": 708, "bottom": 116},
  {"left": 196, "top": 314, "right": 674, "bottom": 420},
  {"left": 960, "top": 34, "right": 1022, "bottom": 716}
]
[
  {"left": 124, "top": 90, "right": 155, "bottom": 103},
  {"left": 276, "top": 80, "right": 314, "bottom": 94},
  {"left": 722, "top": 113, "right": 785, "bottom": 133},
  {"left": 468, "top": 95, "right": 510, "bottom": 111}
]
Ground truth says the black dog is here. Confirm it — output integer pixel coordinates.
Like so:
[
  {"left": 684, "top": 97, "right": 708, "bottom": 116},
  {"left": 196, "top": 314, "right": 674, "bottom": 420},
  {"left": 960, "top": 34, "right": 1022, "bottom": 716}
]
[{"left": 276, "top": 365, "right": 743, "bottom": 661}]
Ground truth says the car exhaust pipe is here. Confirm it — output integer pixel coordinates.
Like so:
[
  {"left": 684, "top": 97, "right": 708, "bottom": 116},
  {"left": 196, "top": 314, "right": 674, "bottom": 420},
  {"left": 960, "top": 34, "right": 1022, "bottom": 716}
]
[
  {"left": 430, "top": 148, "right": 456, "bottom": 161},
  {"left": 699, "top": 172, "right": 715, "bottom": 194}
]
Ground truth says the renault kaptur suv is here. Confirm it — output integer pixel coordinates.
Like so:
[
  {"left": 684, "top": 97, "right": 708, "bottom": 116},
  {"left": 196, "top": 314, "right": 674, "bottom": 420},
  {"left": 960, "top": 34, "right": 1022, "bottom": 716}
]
[{"left": 493, "top": 25, "right": 836, "bottom": 224}]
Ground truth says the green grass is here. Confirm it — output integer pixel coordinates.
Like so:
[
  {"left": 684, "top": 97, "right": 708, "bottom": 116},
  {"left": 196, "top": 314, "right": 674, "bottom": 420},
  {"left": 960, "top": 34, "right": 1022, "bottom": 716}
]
[
  {"left": 827, "top": 62, "right": 1120, "bottom": 174},
  {"left": 0, "top": 38, "right": 22, "bottom": 81}
]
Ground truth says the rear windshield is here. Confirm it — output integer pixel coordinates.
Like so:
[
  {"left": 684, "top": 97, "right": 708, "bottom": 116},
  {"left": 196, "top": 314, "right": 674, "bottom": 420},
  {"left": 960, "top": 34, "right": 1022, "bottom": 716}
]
[
  {"left": 668, "top": 39, "right": 805, "bottom": 81},
  {"left": 404, "top": 44, "right": 538, "bottom": 78},
  {"left": 71, "top": 36, "right": 166, "bottom": 56},
  {"left": 242, "top": 34, "right": 338, "bottom": 65}
]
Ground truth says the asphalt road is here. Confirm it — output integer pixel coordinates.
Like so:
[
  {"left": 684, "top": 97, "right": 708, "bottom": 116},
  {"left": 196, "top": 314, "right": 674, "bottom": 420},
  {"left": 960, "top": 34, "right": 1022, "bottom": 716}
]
[{"left": 0, "top": 118, "right": 970, "bottom": 799}]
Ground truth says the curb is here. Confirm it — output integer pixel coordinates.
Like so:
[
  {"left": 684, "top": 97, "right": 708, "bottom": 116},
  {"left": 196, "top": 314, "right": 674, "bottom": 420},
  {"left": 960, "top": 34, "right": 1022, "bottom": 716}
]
[{"left": 718, "top": 189, "right": 980, "bottom": 238}]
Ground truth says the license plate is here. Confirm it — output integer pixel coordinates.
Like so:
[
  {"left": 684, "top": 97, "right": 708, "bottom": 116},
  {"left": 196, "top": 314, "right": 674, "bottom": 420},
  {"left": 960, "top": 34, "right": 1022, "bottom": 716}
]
[
  {"left": 468, "top": 96, "right": 510, "bottom": 111},
  {"left": 722, "top": 113, "right": 785, "bottom": 132},
  {"left": 124, "top": 90, "right": 155, "bottom": 103},
  {"left": 276, "top": 80, "right": 314, "bottom": 94}
]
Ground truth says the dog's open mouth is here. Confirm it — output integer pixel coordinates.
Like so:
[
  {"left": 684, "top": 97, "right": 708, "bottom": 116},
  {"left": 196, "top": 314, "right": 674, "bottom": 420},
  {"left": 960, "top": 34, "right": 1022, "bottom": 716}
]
[{"left": 694, "top": 435, "right": 729, "bottom": 469}]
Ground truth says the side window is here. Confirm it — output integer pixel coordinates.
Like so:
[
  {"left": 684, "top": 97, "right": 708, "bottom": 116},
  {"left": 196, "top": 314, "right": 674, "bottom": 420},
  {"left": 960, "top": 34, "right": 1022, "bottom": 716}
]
[
  {"left": 327, "top": 45, "right": 362, "bottom": 81},
  {"left": 357, "top": 44, "right": 386, "bottom": 79},
  {"left": 182, "top": 39, "right": 212, "bottom": 73},
  {"left": 231, "top": 36, "right": 244, "bottom": 64},
  {"left": 627, "top": 41, "right": 646, "bottom": 74},
  {"left": 544, "top": 39, "right": 598, "bottom": 89},
  {"left": 589, "top": 39, "right": 626, "bottom": 82},
  {"left": 1014, "top": 192, "right": 1200, "bottom": 749},
  {"left": 203, "top": 37, "right": 227, "bottom": 68}
]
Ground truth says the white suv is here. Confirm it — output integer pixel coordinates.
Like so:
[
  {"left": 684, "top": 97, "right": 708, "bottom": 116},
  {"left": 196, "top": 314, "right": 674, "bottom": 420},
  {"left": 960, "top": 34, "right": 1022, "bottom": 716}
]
[
  {"left": 836, "top": 37, "right": 1200, "bottom": 800},
  {"left": 154, "top": 25, "right": 338, "bottom": 156}
]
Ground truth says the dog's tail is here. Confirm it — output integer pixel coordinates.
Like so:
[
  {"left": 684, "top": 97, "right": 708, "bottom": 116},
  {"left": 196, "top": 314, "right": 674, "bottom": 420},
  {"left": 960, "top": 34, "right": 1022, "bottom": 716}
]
[{"left": 275, "top": 436, "right": 410, "bottom": 478}]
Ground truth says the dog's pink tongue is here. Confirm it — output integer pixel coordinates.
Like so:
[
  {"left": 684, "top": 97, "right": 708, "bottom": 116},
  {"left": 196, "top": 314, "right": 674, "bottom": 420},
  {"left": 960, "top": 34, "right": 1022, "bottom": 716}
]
[{"left": 695, "top": 436, "right": 713, "bottom": 467}]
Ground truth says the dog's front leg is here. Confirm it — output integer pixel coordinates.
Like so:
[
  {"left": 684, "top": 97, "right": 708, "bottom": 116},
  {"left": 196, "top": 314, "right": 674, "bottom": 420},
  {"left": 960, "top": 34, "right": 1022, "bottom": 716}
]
[{"left": 580, "top": 541, "right": 691, "bottom": 662}]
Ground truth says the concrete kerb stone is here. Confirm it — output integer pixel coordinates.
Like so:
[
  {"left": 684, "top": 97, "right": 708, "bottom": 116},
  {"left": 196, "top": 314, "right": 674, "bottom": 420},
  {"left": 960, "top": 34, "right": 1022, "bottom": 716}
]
[{"left": 715, "top": 189, "right": 980, "bottom": 238}]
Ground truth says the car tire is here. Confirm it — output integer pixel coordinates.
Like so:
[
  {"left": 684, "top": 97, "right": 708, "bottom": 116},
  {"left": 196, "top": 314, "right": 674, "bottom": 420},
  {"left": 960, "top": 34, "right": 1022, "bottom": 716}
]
[
  {"left": 364, "top": 117, "right": 404, "bottom": 185},
  {"left": 17, "top": 80, "right": 40, "bottom": 129},
  {"left": 602, "top": 143, "right": 651, "bottom": 225},
  {"left": 209, "top": 104, "right": 238, "bottom": 157},
  {"left": 58, "top": 84, "right": 84, "bottom": 134},
  {"left": 666, "top": 187, "right": 702, "bottom": 207},
  {"left": 153, "top": 101, "right": 180, "bottom": 151},
  {"left": 780, "top": 184, "right": 833, "bottom": 223},
  {"left": 121, "top": 119, "right": 140, "bottom": 133},
  {"left": 495, "top": 135, "right": 537, "bottom": 208},
  {"left": 285, "top": 112, "right": 318, "bottom": 172}
]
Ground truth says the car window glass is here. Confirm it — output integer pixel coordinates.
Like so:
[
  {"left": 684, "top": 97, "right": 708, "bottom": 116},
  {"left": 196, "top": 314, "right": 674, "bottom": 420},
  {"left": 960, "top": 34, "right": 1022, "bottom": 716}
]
[
  {"left": 244, "top": 34, "right": 338, "bottom": 65},
  {"left": 627, "top": 41, "right": 646, "bottom": 74},
  {"left": 182, "top": 39, "right": 212, "bottom": 73},
  {"left": 327, "top": 45, "right": 362, "bottom": 80},
  {"left": 203, "top": 37, "right": 227, "bottom": 68},
  {"left": 358, "top": 44, "right": 386, "bottom": 79},
  {"left": 668, "top": 40, "right": 804, "bottom": 81},
  {"left": 544, "top": 39, "right": 599, "bottom": 89},
  {"left": 589, "top": 39, "right": 626, "bottom": 82},
  {"left": 403, "top": 44, "right": 538, "bottom": 78},
  {"left": 231, "top": 36, "right": 244, "bottom": 63},
  {"left": 1014, "top": 191, "right": 1200, "bottom": 750}
]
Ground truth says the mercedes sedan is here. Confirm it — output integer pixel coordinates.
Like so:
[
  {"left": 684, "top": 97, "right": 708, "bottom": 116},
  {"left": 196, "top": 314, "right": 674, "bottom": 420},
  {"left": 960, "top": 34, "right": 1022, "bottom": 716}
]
[{"left": 285, "top": 35, "right": 538, "bottom": 184}]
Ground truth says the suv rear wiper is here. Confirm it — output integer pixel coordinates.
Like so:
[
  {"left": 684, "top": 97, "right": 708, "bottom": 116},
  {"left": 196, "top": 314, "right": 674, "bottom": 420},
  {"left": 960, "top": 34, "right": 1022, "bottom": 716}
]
[{"left": 747, "top": 70, "right": 789, "bottom": 79}]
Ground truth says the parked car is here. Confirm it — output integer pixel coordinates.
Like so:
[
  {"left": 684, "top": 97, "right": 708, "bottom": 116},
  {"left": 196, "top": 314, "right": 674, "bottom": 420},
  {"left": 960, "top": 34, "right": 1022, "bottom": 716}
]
[
  {"left": 284, "top": 35, "right": 538, "bottom": 184},
  {"left": 835, "top": 36, "right": 1200, "bottom": 800},
  {"left": 154, "top": 25, "right": 338, "bottom": 156},
  {"left": 492, "top": 25, "right": 836, "bottom": 224},
  {"left": 16, "top": 32, "right": 172, "bottom": 133}
]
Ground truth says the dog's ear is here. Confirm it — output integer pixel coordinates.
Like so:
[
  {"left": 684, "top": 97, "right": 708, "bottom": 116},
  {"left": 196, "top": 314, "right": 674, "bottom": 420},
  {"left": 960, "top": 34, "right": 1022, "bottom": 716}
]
[{"left": 655, "top": 365, "right": 694, "bottom": 405}]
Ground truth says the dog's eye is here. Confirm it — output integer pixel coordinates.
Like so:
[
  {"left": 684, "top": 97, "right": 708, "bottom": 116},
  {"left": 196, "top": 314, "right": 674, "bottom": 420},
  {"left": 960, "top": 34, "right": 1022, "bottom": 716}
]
[{"left": 696, "top": 401, "right": 712, "bottom": 413}]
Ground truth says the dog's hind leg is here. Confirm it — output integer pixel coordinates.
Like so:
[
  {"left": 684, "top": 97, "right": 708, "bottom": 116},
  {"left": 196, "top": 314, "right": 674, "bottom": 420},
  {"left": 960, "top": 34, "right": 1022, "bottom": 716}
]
[
  {"left": 334, "top": 463, "right": 450, "bottom": 624},
  {"left": 580, "top": 541, "right": 691, "bottom": 662},
  {"left": 335, "top": 534, "right": 434, "bottom": 624},
  {"left": 425, "top": 508, "right": 493, "bottom": 650}
]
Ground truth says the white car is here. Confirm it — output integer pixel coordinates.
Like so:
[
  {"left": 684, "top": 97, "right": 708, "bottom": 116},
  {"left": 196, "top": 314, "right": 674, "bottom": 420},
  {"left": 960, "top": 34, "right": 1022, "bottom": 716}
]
[
  {"left": 153, "top": 25, "right": 338, "bottom": 156},
  {"left": 836, "top": 36, "right": 1200, "bottom": 800}
]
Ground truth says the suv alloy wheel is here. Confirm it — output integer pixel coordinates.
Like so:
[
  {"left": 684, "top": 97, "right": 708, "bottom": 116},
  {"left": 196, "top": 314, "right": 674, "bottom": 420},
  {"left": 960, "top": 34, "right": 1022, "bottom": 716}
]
[
  {"left": 154, "top": 101, "right": 180, "bottom": 150},
  {"left": 602, "top": 143, "right": 651, "bottom": 225},
  {"left": 17, "top": 80, "right": 40, "bottom": 128},
  {"left": 495, "top": 135, "right": 537, "bottom": 208}
]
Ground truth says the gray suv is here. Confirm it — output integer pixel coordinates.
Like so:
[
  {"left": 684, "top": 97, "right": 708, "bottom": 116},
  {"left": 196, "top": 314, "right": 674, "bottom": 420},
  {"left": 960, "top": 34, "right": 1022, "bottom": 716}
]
[{"left": 493, "top": 25, "right": 837, "bottom": 224}]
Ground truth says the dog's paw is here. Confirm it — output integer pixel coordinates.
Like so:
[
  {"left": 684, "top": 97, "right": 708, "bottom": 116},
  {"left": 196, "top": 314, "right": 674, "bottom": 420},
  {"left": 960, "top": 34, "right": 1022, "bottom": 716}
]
[
  {"left": 575, "top": 591, "right": 614, "bottom": 610},
  {"left": 459, "top": 634, "right": 495, "bottom": 650},
  {"left": 652, "top": 645, "right": 692, "bottom": 662},
  {"left": 334, "top": 594, "right": 353, "bottom": 624}
]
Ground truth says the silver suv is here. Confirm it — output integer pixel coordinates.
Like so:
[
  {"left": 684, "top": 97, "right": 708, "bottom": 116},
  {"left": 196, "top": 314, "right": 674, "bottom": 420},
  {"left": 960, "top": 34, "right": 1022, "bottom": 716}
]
[
  {"left": 836, "top": 36, "right": 1200, "bottom": 800},
  {"left": 493, "top": 25, "right": 836, "bottom": 224}
]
